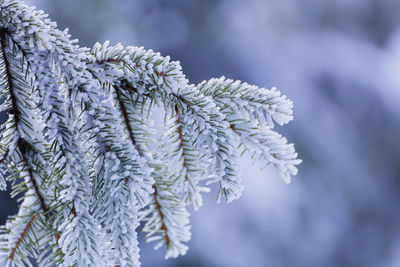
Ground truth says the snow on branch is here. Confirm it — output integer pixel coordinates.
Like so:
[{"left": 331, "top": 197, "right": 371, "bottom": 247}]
[
  {"left": 0, "top": 1, "right": 301, "bottom": 266},
  {"left": 196, "top": 77, "right": 302, "bottom": 183}
]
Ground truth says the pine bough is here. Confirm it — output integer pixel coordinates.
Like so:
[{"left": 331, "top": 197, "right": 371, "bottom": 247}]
[{"left": 0, "top": 0, "right": 301, "bottom": 266}]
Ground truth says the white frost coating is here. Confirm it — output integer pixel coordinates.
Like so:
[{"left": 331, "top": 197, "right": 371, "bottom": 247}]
[
  {"left": 197, "top": 77, "right": 301, "bottom": 184},
  {"left": 198, "top": 77, "right": 294, "bottom": 127},
  {"left": 0, "top": 1, "right": 105, "bottom": 265},
  {"left": 89, "top": 42, "right": 245, "bottom": 209},
  {"left": 140, "top": 160, "right": 192, "bottom": 259},
  {"left": 89, "top": 41, "right": 187, "bottom": 97},
  {"left": 0, "top": 170, "right": 5, "bottom": 190},
  {"left": 229, "top": 119, "right": 301, "bottom": 184},
  {"left": 86, "top": 87, "right": 154, "bottom": 266},
  {"left": 161, "top": 114, "right": 211, "bottom": 210},
  {"left": 0, "top": 192, "right": 46, "bottom": 267},
  {"left": 0, "top": 1, "right": 301, "bottom": 266},
  {"left": 177, "top": 85, "right": 244, "bottom": 203},
  {"left": 0, "top": 146, "right": 57, "bottom": 267}
]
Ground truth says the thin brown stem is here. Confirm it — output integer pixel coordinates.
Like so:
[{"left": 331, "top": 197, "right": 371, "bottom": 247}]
[
  {"left": 153, "top": 69, "right": 165, "bottom": 77},
  {"left": 98, "top": 58, "right": 123, "bottom": 65},
  {"left": 18, "top": 140, "right": 48, "bottom": 214},
  {"left": 0, "top": 28, "right": 31, "bottom": 70},
  {"left": 113, "top": 85, "right": 143, "bottom": 156},
  {"left": 229, "top": 124, "right": 242, "bottom": 136},
  {"left": 71, "top": 202, "right": 77, "bottom": 218},
  {"left": 0, "top": 29, "right": 61, "bottom": 247},
  {"left": 113, "top": 84, "right": 171, "bottom": 250},
  {"left": 8, "top": 213, "right": 39, "bottom": 260},
  {"left": 152, "top": 185, "right": 170, "bottom": 248},
  {"left": 120, "top": 84, "right": 153, "bottom": 99},
  {"left": 174, "top": 105, "right": 189, "bottom": 182},
  {"left": 1, "top": 32, "right": 49, "bottom": 217},
  {"left": 0, "top": 29, "right": 19, "bottom": 125},
  {"left": 98, "top": 58, "right": 166, "bottom": 77}
]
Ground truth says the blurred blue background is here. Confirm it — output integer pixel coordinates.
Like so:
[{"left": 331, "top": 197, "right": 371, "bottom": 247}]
[{"left": 2, "top": 0, "right": 400, "bottom": 266}]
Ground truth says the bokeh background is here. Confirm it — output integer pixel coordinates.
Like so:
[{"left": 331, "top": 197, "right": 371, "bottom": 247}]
[{"left": 2, "top": 0, "right": 400, "bottom": 266}]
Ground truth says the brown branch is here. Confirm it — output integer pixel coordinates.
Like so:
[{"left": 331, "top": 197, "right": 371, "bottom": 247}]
[
  {"left": 152, "top": 185, "right": 170, "bottom": 248},
  {"left": 18, "top": 141, "right": 62, "bottom": 246},
  {"left": 18, "top": 140, "right": 48, "bottom": 214},
  {"left": 1, "top": 32, "right": 49, "bottom": 218},
  {"left": 98, "top": 58, "right": 166, "bottom": 77},
  {"left": 112, "top": 86, "right": 171, "bottom": 248},
  {"left": 98, "top": 58, "right": 121, "bottom": 64},
  {"left": 153, "top": 69, "right": 165, "bottom": 77},
  {"left": 174, "top": 105, "right": 189, "bottom": 182},
  {"left": 0, "top": 28, "right": 30, "bottom": 69},
  {"left": 97, "top": 56, "right": 191, "bottom": 111},
  {"left": 120, "top": 83, "right": 153, "bottom": 99},
  {"left": 71, "top": 202, "right": 77, "bottom": 218},
  {"left": 113, "top": 84, "right": 172, "bottom": 250},
  {"left": 113, "top": 85, "right": 143, "bottom": 156},
  {"left": 229, "top": 124, "right": 241, "bottom": 136},
  {"left": 8, "top": 213, "right": 39, "bottom": 260},
  {"left": 172, "top": 93, "right": 190, "bottom": 106},
  {"left": 0, "top": 29, "right": 20, "bottom": 125},
  {"left": 0, "top": 29, "right": 62, "bottom": 247}
]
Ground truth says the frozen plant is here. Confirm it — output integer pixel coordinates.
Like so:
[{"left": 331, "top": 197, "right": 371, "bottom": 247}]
[{"left": 0, "top": 0, "right": 301, "bottom": 266}]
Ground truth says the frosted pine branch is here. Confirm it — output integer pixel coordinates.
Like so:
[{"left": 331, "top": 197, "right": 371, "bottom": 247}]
[
  {"left": 0, "top": 1, "right": 301, "bottom": 266},
  {"left": 197, "top": 77, "right": 302, "bottom": 183}
]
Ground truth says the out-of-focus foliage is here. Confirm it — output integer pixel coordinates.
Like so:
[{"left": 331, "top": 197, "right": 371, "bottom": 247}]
[{"left": 3, "top": 0, "right": 400, "bottom": 266}]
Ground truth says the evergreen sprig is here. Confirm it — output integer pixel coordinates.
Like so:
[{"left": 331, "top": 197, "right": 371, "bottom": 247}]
[{"left": 0, "top": 0, "right": 301, "bottom": 266}]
